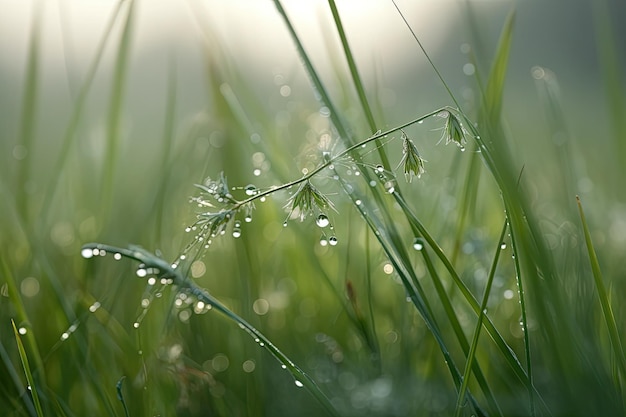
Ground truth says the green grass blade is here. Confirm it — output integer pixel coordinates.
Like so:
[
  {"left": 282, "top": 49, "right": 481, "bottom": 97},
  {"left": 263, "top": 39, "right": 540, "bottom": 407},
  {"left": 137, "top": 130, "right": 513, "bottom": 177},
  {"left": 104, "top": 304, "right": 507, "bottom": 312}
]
[
  {"left": 454, "top": 220, "right": 508, "bottom": 417},
  {"left": 592, "top": 0, "right": 626, "bottom": 176},
  {"left": 12, "top": 320, "right": 44, "bottom": 417},
  {"left": 102, "top": 0, "right": 136, "bottom": 214},
  {"left": 508, "top": 195, "right": 536, "bottom": 416},
  {"left": 15, "top": 4, "right": 43, "bottom": 221},
  {"left": 576, "top": 196, "right": 626, "bottom": 378},
  {"left": 81, "top": 243, "right": 341, "bottom": 417},
  {"left": 394, "top": 192, "right": 551, "bottom": 414},
  {"left": 40, "top": 0, "right": 127, "bottom": 224},
  {"left": 483, "top": 11, "right": 515, "bottom": 123},
  {"left": 326, "top": 0, "right": 391, "bottom": 169}
]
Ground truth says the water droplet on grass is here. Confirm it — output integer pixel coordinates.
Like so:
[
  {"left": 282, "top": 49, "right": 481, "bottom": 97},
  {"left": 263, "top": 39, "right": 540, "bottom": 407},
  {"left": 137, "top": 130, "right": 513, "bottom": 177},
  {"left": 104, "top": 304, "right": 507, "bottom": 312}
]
[
  {"left": 320, "top": 236, "right": 328, "bottom": 246},
  {"left": 316, "top": 214, "right": 330, "bottom": 228},
  {"left": 412, "top": 238, "right": 424, "bottom": 251},
  {"left": 328, "top": 236, "right": 338, "bottom": 246},
  {"left": 245, "top": 185, "right": 258, "bottom": 196},
  {"left": 113, "top": 253, "right": 122, "bottom": 260},
  {"left": 375, "top": 165, "right": 384, "bottom": 173},
  {"left": 245, "top": 215, "right": 253, "bottom": 223},
  {"left": 89, "top": 302, "right": 101, "bottom": 312},
  {"left": 294, "top": 380, "right": 304, "bottom": 388},
  {"left": 253, "top": 169, "right": 262, "bottom": 177},
  {"left": 81, "top": 248, "right": 94, "bottom": 258},
  {"left": 133, "top": 322, "right": 140, "bottom": 329},
  {"left": 61, "top": 332, "right": 69, "bottom": 341},
  {"left": 500, "top": 242, "right": 507, "bottom": 249}
]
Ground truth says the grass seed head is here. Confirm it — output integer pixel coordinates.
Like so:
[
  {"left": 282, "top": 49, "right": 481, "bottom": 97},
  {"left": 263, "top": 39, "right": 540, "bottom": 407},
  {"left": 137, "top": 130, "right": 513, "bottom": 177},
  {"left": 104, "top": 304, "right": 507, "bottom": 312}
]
[{"left": 399, "top": 131, "right": 426, "bottom": 182}]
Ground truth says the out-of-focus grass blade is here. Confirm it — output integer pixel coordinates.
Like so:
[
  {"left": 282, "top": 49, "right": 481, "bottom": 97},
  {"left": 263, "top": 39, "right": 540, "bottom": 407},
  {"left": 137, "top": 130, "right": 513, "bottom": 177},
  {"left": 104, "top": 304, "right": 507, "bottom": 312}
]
[
  {"left": 576, "top": 196, "right": 626, "bottom": 379},
  {"left": 483, "top": 11, "right": 515, "bottom": 123},
  {"left": 12, "top": 320, "right": 44, "bottom": 417},
  {"left": 102, "top": 0, "right": 136, "bottom": 213},
  {"left": 592, "top": 0, "right": 626, "bottom": 176},
  {"left": 15, "top": 4, "right": 43, "bottom": 221}
]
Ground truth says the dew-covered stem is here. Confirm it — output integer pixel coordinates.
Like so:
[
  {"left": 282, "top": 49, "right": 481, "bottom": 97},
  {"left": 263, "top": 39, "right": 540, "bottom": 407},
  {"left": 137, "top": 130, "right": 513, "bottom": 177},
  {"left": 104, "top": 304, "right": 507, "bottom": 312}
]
[
  {"left": 81, "top": 243, "right": 341, "bottom": 417},
  {"left": 231, "top": 107, "right": 451, "bottom": 211}
]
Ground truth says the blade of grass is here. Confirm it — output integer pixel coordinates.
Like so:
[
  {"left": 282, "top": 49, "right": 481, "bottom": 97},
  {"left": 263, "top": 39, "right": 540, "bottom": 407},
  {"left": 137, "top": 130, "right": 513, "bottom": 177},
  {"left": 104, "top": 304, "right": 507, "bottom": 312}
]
[
  {"left": 0, "top": 340, "right": 37, "bottom": 417},
  {"left": 81, "top": 243, "right": 341, "bottom": 417},
  {"left": 592, "top": 0, "right": 626, "bottom": 178},
  {"left": 454, "top": 219, "right": 508, "bottom": 417},
  {"left": 326, "top": 0, "right": 391, "bottom": 169},
  {"left": 12, "top": 320, "right": 44, "bottom": 417},
  {"left": 40, "top": 0, "right": 127, "bottom": 226},
  {"left": 15, "top": 2, "right": 43, "bottom": 222},
  {"left": 576, "top": 196, "right": 626, "bottom": 378},
  {"left": 393, "top": 191, "right": 551, "bottom": 414},
  {"left": 101, "top": 0, "right": 136, "bottom": 216}
]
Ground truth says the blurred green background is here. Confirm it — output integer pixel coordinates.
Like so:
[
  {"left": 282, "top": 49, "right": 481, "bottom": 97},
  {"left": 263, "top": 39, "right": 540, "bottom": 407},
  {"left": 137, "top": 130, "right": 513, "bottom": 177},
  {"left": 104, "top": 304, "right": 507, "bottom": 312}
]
[{"left": 1, "top": 0, "right": 626, "bottom": 416}]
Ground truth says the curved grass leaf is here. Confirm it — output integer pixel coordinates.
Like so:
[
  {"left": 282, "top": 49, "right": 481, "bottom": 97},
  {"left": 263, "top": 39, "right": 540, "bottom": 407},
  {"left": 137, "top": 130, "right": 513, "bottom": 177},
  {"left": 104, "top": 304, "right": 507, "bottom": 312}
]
[{"left": 81, "top": 243, "right": 340, "bottom": 417}]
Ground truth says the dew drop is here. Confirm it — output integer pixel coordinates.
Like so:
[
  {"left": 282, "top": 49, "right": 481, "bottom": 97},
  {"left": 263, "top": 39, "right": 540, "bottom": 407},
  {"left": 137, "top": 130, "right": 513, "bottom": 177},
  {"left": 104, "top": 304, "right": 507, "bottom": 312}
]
[
  {"left": 245, "top": 215, "right": 252, "bottom": 223},
  {"left": 369, "top": 180, "right": 377, "bottom": 187},
  {"left": 253, "top": 169, "right": 262, "bottom": 177},
  {"left": 245, "top": 185, "right": 258, "bottom": 196},
  {"left": 319, "top": 236, "right": 328, "bottom": 246},
  {"left": 133, "top": 322, "right": 140, "bottom": 329},
  {"left": 355, "top": 199, "right": 362, "bottom": 205},
  {"left": 281, "top": 364, "right": 287, "bottom": 369},
  {"left": 113, "top": 253, "right": 122, "bottom": 260},
  {"left": 81, "top": 248, "right": 94, "bottom": 258},
  {"left": 375, "top": 165, "right": 384, "bottom": 173},
  {"left": 89, "top": 302, "right": 101, "bottom": 313},
  {"left": 282, "top": 221, "right": 288, "bottom": 228},
  {"left": 232, "top": 228, "right": 242, "bottom": 238},
  {"left": 147, "top": 277, "right": 156, "bottom": 286},
  {"left": 141, "top": 299, "right": 150, "bottom": 308},
  {"left": 500, "top": 242, "right": 507, "bottom": 249},
  {"left": 294, "top": 380, "right": 304, "bottom": 388},
  {"left": 136, "top": 268, "right": 147, "bottom": 278},
  {"left": 18, "top": 327, "right": 27, "bottom": 335},
  {"left": 328, "top": 236, "right": 338, "bottom": 246},
  {"left": 315, "top": 214, "right": 330, "bottom": 228},
  {"left": 384, "top": 181, "right": 395, "bottom": 194},
  {"left": 412, "top": 238, "right": 424, "bottom": 251},
  {"left": 60, "top": 332, "right": 69, "bottom": 341}
]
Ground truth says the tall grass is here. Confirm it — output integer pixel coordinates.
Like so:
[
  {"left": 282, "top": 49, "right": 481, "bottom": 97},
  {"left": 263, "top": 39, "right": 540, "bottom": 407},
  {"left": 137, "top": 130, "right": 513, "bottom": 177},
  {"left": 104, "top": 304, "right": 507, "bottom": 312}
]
[{"left": 1, "top": 2, "right": 625, "bottom": 416}]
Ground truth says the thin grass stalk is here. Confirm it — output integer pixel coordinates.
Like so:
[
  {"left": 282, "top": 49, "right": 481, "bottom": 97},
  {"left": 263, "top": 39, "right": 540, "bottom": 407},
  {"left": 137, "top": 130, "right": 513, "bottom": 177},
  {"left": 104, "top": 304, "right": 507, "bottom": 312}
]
[
  {"left": 80, "top": 243, "right": 341, "bottom": 417},
  {"left": 508, "top": 208, "right": 536, "bottom": 416},
  {"left": 576, "top": 196, "right": 626, "bottom": 379},
  {"left": 454, "top": 220, "right": 508, "bottom": 417},
  {"left": 12, "top": 320, "right": 44, "bottom": 417},
  {"left": 0, "top": 340, "right": 37, "bottom": 417}
]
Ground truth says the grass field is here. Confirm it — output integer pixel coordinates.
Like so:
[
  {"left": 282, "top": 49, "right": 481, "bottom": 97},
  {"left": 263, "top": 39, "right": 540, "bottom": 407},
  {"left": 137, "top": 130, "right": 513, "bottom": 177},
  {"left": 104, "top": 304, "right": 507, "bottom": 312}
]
[{"left": 2, "top": 1, "right": 626, "bottom": 416}]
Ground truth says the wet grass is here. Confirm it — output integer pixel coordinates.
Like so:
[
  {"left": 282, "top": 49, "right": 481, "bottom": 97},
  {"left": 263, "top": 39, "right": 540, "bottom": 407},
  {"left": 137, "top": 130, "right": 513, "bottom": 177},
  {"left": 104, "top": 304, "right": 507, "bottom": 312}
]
[{"left": 1, "top": 2, "right": 625, "bottom": 416}]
